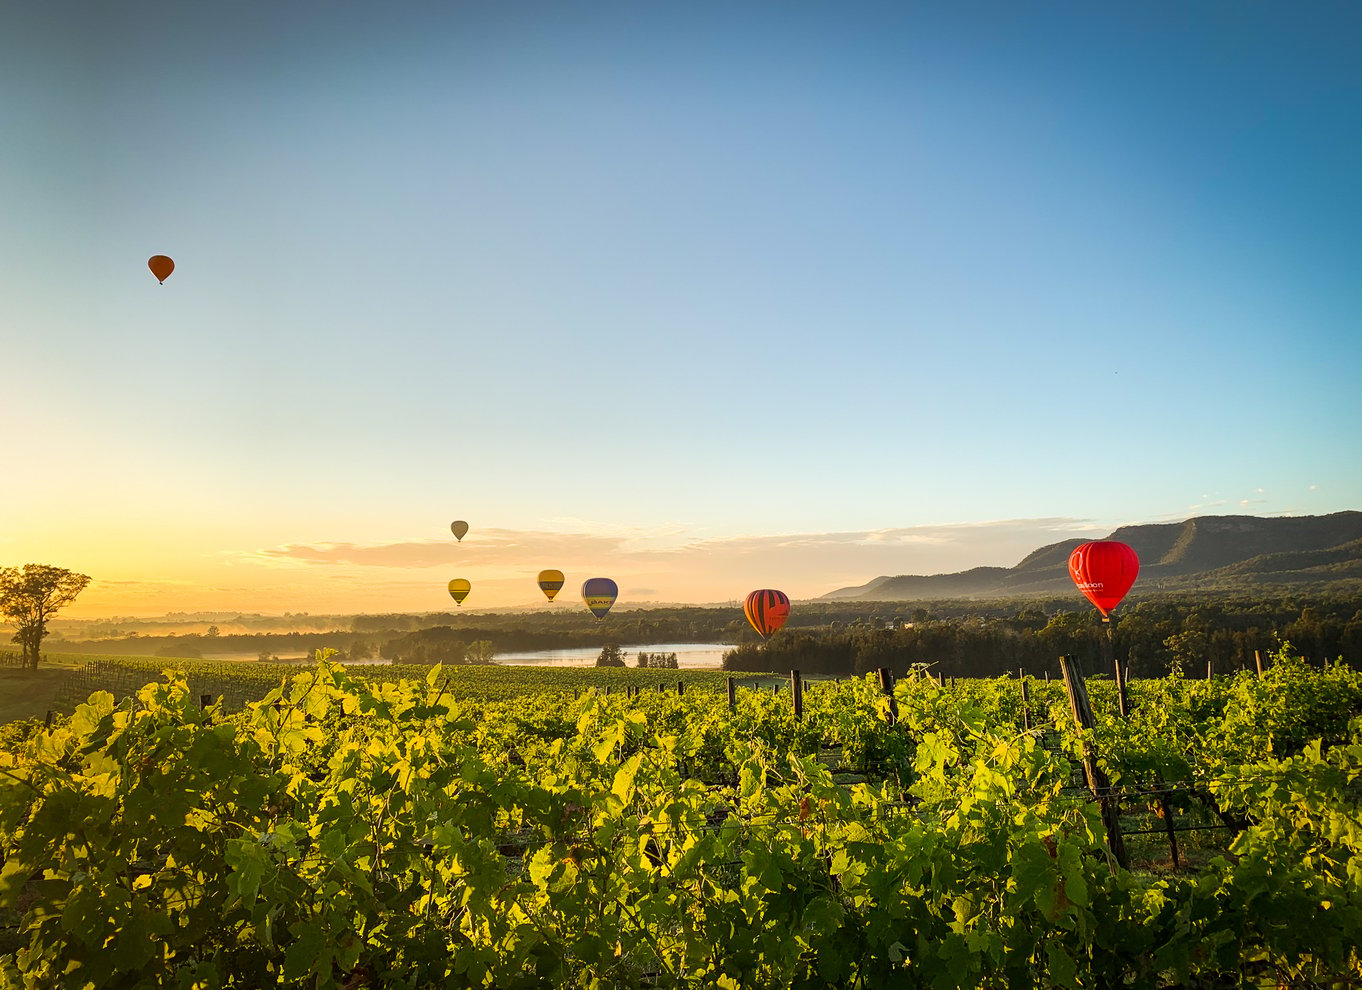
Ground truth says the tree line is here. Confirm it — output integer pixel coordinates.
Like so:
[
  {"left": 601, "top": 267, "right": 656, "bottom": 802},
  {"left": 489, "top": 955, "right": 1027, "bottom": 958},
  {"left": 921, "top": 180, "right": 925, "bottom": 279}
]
[
  {"left": 9, "top": 563, "right": 1361, "bottom": 679},
  {"left": 721, "top": 596, "right": 1362, "bottom": 678}
]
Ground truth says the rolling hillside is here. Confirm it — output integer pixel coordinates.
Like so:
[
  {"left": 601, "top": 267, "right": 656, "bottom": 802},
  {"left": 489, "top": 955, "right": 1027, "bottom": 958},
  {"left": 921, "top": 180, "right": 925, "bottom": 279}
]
[{"left": 822, "top": 511, "right": 1362, "bottom": 601}]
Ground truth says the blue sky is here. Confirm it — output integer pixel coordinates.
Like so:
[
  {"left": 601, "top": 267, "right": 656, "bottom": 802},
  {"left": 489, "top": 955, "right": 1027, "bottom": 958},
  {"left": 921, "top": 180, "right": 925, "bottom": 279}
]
[{"left": 2, "top": 2, "right": 1359, "bottom": 614}]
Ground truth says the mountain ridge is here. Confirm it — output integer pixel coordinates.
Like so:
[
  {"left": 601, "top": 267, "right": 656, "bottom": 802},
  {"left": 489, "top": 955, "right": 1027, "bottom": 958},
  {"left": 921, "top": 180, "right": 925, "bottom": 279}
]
[{"left": 821, "top": 511, "right": 1362, "bottom": 601}]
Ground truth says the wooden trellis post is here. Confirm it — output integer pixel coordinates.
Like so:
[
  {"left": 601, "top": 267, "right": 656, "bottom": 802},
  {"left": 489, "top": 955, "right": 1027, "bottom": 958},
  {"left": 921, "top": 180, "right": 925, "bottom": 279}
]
[
  {"left": 1102, "top": 616, "right": 1127, "bottom": 718},
  {"left": 791, "top": 670, "right": 803, "bottom": 720},
  {"left": 876, "top": 668, "right": 898, "bottom": 725},
  {"left": 727, "top": 677, "right": 736, "bottom": 710},
  {"left": 1059, "top": 654, "right": 1128, "bottom": 869}
]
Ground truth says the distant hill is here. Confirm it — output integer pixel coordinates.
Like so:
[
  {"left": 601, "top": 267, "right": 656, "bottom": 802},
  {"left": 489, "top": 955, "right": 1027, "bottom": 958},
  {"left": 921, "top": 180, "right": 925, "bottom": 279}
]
[{"left": 822, "top": 511, "right": 1362, "bottom": 601}]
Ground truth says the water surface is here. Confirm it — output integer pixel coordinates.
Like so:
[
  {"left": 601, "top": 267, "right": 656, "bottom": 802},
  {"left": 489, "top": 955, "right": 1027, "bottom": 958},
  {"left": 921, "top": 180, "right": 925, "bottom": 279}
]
[{"left": 493, "top": 642, "right": 733, "bottom": 669}]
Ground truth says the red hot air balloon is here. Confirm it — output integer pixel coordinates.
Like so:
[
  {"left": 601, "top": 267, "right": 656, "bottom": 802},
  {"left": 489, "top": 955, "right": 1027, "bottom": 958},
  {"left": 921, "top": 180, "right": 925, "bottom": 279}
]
[
  {"left": 1068, "top": 541, "right": 1139, "bottom": 616},
  {"left": 148, "top": 255, "right": 174, "bottom": 283},
  {"left": 744, "top": 589, "right": 791, "bottom": 640}
]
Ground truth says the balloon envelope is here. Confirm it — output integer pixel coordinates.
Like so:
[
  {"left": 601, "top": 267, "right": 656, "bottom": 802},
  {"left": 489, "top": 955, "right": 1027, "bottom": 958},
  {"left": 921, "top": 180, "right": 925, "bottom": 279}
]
[
  {"left": 581, "top": 577, "right": 618, "bottom": 619},
  {"left": 448, "top": 578, "right": 471, "bottom": 605},
  {"left": 450, "top": 520, "right": 469, "bottom": 541},
  {"left": 1067, "top": 541, "right": 1139, "bottom": 616},
  {"left": 537, "top": 569, "right": 565, "bottom": 602},
  {"left": 744, "top": 589, "right": 791, "bottom": 640},
  {"left": 148, "top": 255, "right": 174, "bottom": 283}
]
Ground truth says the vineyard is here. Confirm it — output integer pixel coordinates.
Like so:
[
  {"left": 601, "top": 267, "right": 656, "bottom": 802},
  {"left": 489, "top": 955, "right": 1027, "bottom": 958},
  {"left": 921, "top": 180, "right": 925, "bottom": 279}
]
[
  {"left": 36, "top": 654, "right": 735, "bottom": 714},
  {"left": 1, "top": 647, "right": 1360, "bottom": 988}
]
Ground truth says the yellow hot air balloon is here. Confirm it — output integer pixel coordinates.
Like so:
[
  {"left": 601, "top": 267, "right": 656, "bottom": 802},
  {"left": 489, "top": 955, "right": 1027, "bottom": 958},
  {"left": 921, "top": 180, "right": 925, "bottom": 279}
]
[
  {"left": 448, "top": 578, "right": 471, "bottom": 605},
  {"left": 537, "top": 569, "right": 565, "bottom": 602},
  {"left": 148, "top": 255, "right": 174, "bottom": 284},
  {"left": 450, "top": 520, "right": 469, "bottom": 541}
]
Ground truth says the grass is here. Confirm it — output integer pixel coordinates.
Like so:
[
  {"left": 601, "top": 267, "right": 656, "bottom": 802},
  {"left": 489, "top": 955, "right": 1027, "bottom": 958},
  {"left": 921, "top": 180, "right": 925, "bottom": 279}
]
[{"left": 0, "top": 655, "right": 88, "bottom": 724}]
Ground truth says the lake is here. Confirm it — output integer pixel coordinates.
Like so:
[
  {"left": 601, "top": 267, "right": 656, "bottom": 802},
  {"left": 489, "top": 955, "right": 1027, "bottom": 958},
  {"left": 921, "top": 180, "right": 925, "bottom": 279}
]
[{"left": 493, "top": 642, "right": 734, "bottom": 669}]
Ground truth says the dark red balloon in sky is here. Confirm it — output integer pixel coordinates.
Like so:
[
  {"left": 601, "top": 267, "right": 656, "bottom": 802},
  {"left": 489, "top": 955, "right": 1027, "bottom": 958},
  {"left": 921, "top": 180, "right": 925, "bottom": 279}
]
[{"left": 1067, "top": 541, "right": 1140, "bottom": 616}]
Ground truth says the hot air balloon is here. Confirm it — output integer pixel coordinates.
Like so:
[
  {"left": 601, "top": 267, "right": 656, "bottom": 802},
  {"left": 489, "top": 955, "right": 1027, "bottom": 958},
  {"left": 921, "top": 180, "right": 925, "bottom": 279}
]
[
  {"left": 448, "top": 578, "right": 471, "bottom": 605},
  {"left": 450, "top": 521, "right": 469, "bottom": 541},
  {"left": 537, "top": 569, "right": 565, "bottom": 602},
  {"left": 148, "top": 255, "right": 174, "bottom": 284},
  {"left": 744, "top": 589, "right": 791, "bottom": 640},
  {"left": 581, "top": 577, "right": 618, "bottom": 619},
  {"left": 1067, "top": 541, "right": 1139, "bottom": 616}
]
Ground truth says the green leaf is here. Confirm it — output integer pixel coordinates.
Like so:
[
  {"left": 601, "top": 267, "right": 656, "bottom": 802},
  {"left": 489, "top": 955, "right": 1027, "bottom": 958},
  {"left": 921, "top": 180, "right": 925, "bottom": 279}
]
[
  {"left": 225, "top": 838, "right": 268, "bottom": 906},
  {"left": 0, "top": 858, "right": 28, "bottom": 910},
  {"left": 1057, "top": 842, "right": 1089, "bottom": 908},
  {"left": 283, "top": 922, "right": 330, "bottom": 982},
  {"left": 107, "top": 909, "right": 159, "bottom": 973},
  {"left": 1011, "top": 838, "right": 1054, "bottom": 907},
  {"left": 1046, "top": 943, "right": 1077, "bottom": 988},
  {"left": 612, "top": 753, "right": 643, "bottom": 803}
]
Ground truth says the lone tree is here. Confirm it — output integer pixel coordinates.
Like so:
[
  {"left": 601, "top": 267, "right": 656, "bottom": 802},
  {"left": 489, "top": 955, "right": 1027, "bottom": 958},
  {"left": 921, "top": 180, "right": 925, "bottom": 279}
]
[
  {"left": 595, "top": 643, "right": 626, "bottom": 667},
  {"left": 0, "top": 564, "right": 91, "bottom": 669}
]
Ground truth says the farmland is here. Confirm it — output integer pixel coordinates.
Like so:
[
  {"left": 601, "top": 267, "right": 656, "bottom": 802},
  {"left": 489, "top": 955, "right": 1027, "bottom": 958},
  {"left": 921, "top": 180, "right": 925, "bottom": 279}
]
[
  {"left": 22, "top": 653, "right": 735, "bottom": 717},
  {"left": 1, "top": 647, "right": 1360, "bottom": 988}
]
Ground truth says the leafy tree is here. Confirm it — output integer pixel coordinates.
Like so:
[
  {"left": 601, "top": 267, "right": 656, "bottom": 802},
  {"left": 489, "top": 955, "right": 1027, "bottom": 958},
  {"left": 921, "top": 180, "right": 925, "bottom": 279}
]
[
  {"left": 1164, "top": 629, "right": 1210, "bottom": 676},
  {"left": 635, "top": 651, "right": 679, "bottom": 669},
  {"left": 463, "top": 640, "right": 495, "bottom": 665},
  {"left": 596, "top": 642, "right": 626, "bottom": 667},
  {"left": 0, "top": 564, "right": 91, "bottom": 669}
]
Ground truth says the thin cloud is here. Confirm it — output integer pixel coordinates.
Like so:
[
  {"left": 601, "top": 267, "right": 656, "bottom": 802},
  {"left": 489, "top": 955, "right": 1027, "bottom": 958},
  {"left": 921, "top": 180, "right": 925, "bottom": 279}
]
[
  {"left": 222, "top": 517, "right": 1104, "bottom": 603},
  {"left": 235, "top": 531, "right": 633, "bottom": 570},
  {"left": 241, "top": 517, "right": 1102, "bottom": 569}
]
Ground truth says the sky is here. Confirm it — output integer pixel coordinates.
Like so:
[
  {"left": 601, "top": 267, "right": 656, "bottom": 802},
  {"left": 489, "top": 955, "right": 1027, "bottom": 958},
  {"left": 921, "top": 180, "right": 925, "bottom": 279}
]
[{"left": 2, "top": 2, "right": 1359, "bottom": 617}]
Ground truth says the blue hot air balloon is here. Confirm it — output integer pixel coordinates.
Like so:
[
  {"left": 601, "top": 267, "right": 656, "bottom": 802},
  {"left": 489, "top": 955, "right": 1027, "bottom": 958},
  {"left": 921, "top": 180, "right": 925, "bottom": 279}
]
[{"left": 581, "top": 577, "right": 618, "bottom": 620}]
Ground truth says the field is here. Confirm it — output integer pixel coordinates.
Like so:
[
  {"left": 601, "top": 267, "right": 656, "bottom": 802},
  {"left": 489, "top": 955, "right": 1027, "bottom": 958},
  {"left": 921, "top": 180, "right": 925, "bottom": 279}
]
[
  {"left": 1, "top": 648, "right": 1359, "bottom": 988},
  {"left": 11, "top": 653, "right": 737, "bottom": 719},
  {"left": 0, "top": 655, "right": 95, "bottom": 726}
]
